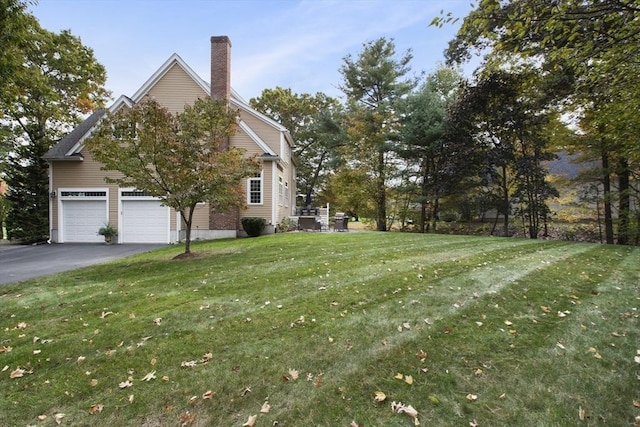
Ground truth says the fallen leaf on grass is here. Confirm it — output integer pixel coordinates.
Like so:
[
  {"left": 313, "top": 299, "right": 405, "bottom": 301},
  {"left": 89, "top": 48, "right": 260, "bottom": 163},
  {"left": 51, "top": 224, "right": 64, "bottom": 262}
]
[
  {"left": 119, "top": 380, "right": 133, "bottom": 389},
  {"left": 202, "top": 390, "right": 215, "bottom": 400},
  {"left": 180, "top": 411, "right": 195, "bottom": 425},
  {"left": 578, "top": 406, "right": 586, "bottom": 420},
  {"left": 88, "top": 403, "right": 104, "bottom": 414},
  {"left": 17, "top": 322, "right": 27, "bottom": 329},
  {"left": 260, "top": 401, "right": 271, "bottom": 413},
  {"left": 10, "top": 367, "right": 25, "bottom": 378},
  {"left": 242, "top": 414, "right": 257, "bottom": 427},
  {"left": 288, "top": 368, "right": 299, "bottom": 380},
  {"left": 404, "top": 375, "right": 414, "bottom": 385},
  {"left": 374, "top": 391, "right": 387, "bottom": 402},
  {"left": 0, "top": 346, "right": 12, "bottom": 353},
  {"left": 37, "top": 415, "right": 47, "bottom": 421},
  {"left": 54, "top": 413, "right": 65, "bottom": 425},
  {"left": 100, "top": 311, "right": 114, "bottom": 319},
  {"left": 153, "top": 317, "right": 162, "bottom": 325},
  {"left": 587, "top": 347, "right": 603, "bottom": 359},
  {"left": 350, "top": 422, "right": 364, "bottom": 427},
  {"left": 391, "top": 401, "right": 419, "bottom": 425},
  {"left": 141, "top": 371, "right": 156, "bottom": 381},
  {"left": 633, "top": 400, "right": 640, "bottom": 408},
  {"left": 466, "top": 394, "right": 478, "bottom": 401}
]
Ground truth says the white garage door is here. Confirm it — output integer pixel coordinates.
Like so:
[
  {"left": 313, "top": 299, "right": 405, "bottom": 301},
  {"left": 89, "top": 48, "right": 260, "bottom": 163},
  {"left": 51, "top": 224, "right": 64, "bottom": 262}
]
[
  {"left": 62, "top": 200, "right": 107, "bottom": 243},
  {"left": 121, "top": 200, "right": 169, "bottom": 243}
]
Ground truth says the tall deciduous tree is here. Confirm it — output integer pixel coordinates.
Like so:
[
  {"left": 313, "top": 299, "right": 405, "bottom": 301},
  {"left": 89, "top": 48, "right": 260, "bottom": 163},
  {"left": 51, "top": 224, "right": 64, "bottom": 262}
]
[
  {"left": 438, "top": 0, "right": 639, "bottom": 243},
  {"left": 450, "top": 70, "right": 558, "bottom": 238},
  {"left": 249, "top": 87, "right": 342, "bottom": 204},
  {"left": 86, "top": 98, "right": 260, "bottom": 255},
  {"left": 339, "top": 37, "right": 417, "bottom": 231},
  {"left": 1, "top": 2, "right": 109, "bottom": 242}
]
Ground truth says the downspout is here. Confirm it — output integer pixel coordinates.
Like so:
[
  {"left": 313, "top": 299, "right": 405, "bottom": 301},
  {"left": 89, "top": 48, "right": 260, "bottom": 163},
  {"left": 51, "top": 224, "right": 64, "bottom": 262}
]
[
  {"left": 47, "top": 161, "right": 53, "bottom": 243},
  {"left": 272, "top": 161, "right": 278, "bottom": 227}
]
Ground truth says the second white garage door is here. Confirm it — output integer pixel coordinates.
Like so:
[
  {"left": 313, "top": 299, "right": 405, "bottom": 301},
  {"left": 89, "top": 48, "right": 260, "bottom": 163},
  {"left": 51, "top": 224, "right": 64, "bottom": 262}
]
[{"left": 121, "top": 200, "right": 169, "bottom": 243}]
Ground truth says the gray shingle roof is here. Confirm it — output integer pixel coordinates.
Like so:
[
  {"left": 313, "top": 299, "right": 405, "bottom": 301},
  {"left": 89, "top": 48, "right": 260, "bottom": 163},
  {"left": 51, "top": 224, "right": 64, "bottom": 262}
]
[{"left": 43, "top": 109, "right": 105, "bottom": 160}]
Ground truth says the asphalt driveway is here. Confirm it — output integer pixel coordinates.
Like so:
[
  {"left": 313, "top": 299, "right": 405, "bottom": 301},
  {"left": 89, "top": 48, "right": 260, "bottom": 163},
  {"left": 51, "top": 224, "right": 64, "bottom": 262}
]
[{"left": 0, "top": 243, "right": 167, "bottom": 284}]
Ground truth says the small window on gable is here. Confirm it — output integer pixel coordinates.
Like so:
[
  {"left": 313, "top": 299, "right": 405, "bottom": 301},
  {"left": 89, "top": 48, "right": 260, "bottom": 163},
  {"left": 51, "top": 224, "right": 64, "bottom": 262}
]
[
  {"left": 248, "top": 172, "right": 262, "bottom": 205},
  {"left": 281, "top": 138, "right": 290, "bottom": 164},
  {"left": 285, "top": 181, "right": 289, "bottom": 207}
]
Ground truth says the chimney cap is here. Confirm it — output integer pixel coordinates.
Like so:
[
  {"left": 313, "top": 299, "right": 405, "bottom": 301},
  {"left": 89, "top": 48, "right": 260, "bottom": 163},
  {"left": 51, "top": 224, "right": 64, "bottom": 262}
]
[{"left": 211, "top": 35, "right": 231, "bottom": 47}]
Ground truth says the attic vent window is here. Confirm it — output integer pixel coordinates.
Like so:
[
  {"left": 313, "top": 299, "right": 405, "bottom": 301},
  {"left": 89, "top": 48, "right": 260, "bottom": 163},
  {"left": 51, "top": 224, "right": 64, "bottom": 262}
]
[{"left": 60, "top": 191, "right": 106, "bottom": 197}]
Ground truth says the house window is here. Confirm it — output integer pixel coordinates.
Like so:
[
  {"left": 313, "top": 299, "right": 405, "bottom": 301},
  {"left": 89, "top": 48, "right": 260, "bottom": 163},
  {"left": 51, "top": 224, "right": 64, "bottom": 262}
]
[
  {"left": 285, "top": 181, "right": 289, "bottom": 207},
  {"left": 248, "top": 172, "right": 262, "bottom": 205},
  {"left": 278, "top": 176, "right": 283, "bottom": 206},
  {"left": 60, "top": 191, "right": 107, "bottom": 198}
]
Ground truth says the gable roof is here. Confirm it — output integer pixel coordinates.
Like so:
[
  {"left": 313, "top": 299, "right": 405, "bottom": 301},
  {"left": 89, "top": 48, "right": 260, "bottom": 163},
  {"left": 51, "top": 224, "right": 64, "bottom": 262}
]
[
  {"left": 45, "top": 53, "right": 294, "bottom": 160},
  {"left": 43, "top": 109, "right": 105, "bottom": 160}
]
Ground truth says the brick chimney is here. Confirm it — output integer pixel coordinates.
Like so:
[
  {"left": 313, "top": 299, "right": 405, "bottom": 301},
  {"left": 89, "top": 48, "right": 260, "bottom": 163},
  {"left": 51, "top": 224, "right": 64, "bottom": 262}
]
[
  {"left": 210, "top": 36, "right": 231, "bottom": 102},
  {"left": 209, "top": 36, "right": 239, "bottom": 233}
]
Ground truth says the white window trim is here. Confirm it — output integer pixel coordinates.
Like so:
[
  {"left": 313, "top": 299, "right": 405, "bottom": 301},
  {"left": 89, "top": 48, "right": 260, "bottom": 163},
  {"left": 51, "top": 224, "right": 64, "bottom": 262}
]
[
  {"left": 285, "top": 181, "right": 290, "bottom": 208},
  {"left": 247, "top": 172, "right": 263, "bottom": 205}
]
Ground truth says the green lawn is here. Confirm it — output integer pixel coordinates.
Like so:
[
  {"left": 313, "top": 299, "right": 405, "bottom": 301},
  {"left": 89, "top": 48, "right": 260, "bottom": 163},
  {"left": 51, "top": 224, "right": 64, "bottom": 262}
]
[{"left": 1, "top": 232, "right": 639, "bottom": 426}]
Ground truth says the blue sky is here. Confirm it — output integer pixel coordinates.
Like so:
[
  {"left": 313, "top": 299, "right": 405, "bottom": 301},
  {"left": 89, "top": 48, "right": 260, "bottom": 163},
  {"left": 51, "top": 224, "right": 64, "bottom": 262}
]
[{"left": 31, "top": 0, "right": 475, "bottom": 103}]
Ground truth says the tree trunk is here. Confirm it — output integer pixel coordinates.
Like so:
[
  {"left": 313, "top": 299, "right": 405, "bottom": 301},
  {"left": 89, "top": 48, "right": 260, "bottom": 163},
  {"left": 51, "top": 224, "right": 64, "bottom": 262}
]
[
  {"left": 430, "top": 191, "right": 439, "bottom": 232},
  {"left": 419, "top": 160, "right": 429, "bottom": 233},
  {"left": 181, "top": 206, "right": 197, "bottom": 254},
  {"left": 501, "top": 165, "right": 510, "bottom": 236},
  {"left": 376, "top": 149, "right": 387, "bottom": 231},
  {"left": 601, "top": 151, "right": 614, "bottom": 244},
  {"left": 616, "top": 158, "right": 630, "bottom": 245}
]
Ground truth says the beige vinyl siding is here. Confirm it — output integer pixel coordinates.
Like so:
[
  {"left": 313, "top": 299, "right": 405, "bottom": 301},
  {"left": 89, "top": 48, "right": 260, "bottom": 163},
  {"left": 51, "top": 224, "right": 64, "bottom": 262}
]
[
  {"left": 230, "top": 131, "right": 267, "bottom": 157},
  {"left": 187, "top": 203, "right": 210, "bottom": 230},
  {"left": 145, "top": 63, "right": 209, "bottom": 114},
  {"left": 241, "top": 162, "right": 273, "bottom": 222},
  {"left": 238, "top": 111, "right": 281, "bottom": 155}
]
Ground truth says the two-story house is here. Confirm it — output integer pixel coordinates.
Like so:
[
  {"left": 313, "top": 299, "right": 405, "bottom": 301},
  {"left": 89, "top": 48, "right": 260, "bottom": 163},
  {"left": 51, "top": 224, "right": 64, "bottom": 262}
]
[{"left": 43, "top": 36, "right": 296, "bottom": 243}]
